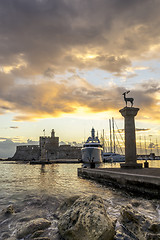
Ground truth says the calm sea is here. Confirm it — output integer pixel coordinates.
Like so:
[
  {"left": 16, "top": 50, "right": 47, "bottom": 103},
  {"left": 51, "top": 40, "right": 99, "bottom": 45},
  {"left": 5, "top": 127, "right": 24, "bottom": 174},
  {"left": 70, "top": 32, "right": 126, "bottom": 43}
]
[{"left": 0, "top": 160, "right": 159, "bottom": 238}]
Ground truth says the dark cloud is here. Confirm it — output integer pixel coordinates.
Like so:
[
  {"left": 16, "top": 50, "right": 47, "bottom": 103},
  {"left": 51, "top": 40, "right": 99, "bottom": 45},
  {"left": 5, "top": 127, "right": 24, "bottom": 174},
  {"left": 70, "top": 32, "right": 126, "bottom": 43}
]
[
  {"left": 0, "top": 0, "right": 160, "bottom": 121},
  {"left": 118, "top": 128, "right": 150, "bottom": 132},
  {"left": 136, "top": 128, "right": 150, "bottom": 132},
  {"left": 0, "top": 0, "right": 160, "bottom": 76}
]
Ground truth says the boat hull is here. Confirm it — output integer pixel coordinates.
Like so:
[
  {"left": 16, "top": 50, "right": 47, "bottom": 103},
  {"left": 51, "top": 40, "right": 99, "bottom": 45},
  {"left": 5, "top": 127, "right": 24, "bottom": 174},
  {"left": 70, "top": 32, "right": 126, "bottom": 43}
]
[{"left": 81, "top": 147, "right": 103, "bottom": 165}]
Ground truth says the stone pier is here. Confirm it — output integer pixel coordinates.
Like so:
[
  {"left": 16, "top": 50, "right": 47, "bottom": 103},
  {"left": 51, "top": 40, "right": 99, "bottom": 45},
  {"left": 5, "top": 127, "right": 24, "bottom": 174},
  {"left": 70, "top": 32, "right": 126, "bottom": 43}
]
[{"left": 119, "top": 107, "right": 142, "bottom": 169}]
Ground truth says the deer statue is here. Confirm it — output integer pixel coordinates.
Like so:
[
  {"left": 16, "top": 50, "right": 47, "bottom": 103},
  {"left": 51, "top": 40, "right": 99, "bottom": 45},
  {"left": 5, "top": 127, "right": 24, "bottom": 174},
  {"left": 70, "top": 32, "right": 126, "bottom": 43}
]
[{"left": 122, "top": 91, "right": 134, "bottom": 107}]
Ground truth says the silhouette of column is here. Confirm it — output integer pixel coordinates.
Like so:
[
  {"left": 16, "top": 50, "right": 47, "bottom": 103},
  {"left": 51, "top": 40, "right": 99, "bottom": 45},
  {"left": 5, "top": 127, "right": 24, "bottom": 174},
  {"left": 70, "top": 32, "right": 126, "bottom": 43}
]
[{"left": 119, "top": 107, "right": 142, "bottom": 168}]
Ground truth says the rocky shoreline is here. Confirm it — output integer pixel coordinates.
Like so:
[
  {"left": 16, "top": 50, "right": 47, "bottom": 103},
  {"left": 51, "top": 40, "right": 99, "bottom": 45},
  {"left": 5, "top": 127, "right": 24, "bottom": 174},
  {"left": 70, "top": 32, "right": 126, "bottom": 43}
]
[{"left": 0, "top": 195, "right": 160, "bottom": 240}]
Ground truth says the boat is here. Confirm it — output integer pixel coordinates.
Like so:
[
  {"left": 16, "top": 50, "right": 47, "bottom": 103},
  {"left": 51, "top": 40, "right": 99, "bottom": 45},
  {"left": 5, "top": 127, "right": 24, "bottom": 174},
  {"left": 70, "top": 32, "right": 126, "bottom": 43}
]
[
  {"left": 102, "top": 118, "right": 125, "bottom": 163},
  {"left": 103, "top": 152, "right": 125, "bottom": 162},
  {"left": 81, "top": 128, "right": 103, "bottom": 167}
]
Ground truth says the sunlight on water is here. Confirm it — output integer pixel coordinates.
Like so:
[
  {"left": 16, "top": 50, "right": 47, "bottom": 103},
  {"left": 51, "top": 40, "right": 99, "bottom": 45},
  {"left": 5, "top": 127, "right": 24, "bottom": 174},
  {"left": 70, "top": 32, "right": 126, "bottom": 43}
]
[
  {"left": 0, "top": 162, "right": 115, "bottom": 206},
  {"left": 0, "top": 161, "right": 159, "bottom": 222}
]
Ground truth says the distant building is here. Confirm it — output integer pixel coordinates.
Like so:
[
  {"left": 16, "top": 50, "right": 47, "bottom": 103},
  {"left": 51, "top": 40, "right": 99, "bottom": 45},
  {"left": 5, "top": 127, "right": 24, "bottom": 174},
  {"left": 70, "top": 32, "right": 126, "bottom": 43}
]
[{"left": 12, "top": 129, "right": 81, "bottom": 161}]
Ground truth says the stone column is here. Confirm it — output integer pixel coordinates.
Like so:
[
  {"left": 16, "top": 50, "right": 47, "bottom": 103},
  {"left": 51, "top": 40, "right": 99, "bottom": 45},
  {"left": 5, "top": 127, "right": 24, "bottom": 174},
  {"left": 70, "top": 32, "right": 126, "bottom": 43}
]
[{"left": 119, "top": 107, "right": 142, "bottom": 169}]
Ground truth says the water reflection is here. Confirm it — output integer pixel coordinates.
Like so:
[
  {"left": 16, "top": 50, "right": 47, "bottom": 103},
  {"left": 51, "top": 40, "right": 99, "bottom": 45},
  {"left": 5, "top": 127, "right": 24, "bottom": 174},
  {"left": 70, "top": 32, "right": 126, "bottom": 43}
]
[{"left": 0, "top": 161, "right": 159, "bottom": 221}]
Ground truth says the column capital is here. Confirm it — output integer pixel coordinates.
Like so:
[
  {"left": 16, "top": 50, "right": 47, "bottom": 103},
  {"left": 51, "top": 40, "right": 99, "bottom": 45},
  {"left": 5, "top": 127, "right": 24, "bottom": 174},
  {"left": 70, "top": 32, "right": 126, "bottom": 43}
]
[{"left": 119, "top": 107, "right": 139, "bottom": 117}]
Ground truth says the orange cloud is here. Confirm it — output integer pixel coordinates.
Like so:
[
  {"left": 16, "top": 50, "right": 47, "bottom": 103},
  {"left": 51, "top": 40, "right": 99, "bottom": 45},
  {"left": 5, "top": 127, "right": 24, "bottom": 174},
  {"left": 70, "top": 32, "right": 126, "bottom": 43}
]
[
  {"left": 0, "top": 75, "right": 158, "bottom": 123},
  {"left": 0, "top": 0, "right": 160, "bottom": 124}
]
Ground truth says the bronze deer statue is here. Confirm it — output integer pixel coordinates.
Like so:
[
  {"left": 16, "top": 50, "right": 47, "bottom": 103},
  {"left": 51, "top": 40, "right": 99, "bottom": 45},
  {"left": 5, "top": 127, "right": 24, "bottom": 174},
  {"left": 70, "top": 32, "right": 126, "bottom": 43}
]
[{"left": 122, "top": 91, "right": 134, "bottom": 107}]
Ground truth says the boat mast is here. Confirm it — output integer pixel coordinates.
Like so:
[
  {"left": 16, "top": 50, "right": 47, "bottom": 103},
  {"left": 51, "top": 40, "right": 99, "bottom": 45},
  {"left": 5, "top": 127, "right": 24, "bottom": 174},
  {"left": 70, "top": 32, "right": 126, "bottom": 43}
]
[
  {"left": 102, "top": 129, "right": 105, "bottom": 151},
  {"left": 112, "top": 117, "right": 116, "bottom": 153},
  {"left": 109, "top": 119, "right": 112, "bottom": 153},
  {"left": 149, "top": 135, "right": 152, "bottom": 153},
  {"left": 139, "top": 135, "right": 142, "bottom": 155},
  {"left": 156, "top": 138, "right": 159, "bottom": 156},
  {"left": 144, "top": 136, "right": 147, "bottom": 156}
]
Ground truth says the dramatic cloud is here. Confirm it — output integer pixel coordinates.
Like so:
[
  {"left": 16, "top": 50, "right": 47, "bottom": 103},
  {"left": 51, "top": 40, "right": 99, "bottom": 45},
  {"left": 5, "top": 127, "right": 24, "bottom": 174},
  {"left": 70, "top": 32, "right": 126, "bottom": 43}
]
[
  {"left": 1, "top": 0, "right": 160, "bottom": 76},
  {"left": 0, "top": 0, "right": 160, "bottom": 122},
  {"left": 0, "top": 73, "right": 159, "bottom": 121}
]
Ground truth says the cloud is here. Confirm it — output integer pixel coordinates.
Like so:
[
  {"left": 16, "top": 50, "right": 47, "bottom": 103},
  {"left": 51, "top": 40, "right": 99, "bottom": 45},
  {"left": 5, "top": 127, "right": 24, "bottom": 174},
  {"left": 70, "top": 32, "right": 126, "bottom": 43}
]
[
  {"left": 0, "top": 0, "right": 160, "bottom": 122},
  {"left": 0, "top": 72, "right": 159, "bottom": 122},
  {"left": 118, "top": 128, "right": 150, "bottom": 133},
  {"left": 0, "top": 138, "right": 38, "bottom": 158},
  {"left": 0, "top": 0, "right": 160, "bottom": 77},
  {"left": 136, "top": 128, "right": 150, "bottom": 132}
]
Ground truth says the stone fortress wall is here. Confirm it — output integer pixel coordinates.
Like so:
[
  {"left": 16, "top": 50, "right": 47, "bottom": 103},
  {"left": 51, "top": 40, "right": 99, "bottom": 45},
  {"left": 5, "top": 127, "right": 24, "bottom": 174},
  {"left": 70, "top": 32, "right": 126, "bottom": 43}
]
[
  {"left": 12, "top": 129, "right": 81, "bottom": 161},
  {"left": 12, "top": 145, "right": 40, "bottom": 161}
]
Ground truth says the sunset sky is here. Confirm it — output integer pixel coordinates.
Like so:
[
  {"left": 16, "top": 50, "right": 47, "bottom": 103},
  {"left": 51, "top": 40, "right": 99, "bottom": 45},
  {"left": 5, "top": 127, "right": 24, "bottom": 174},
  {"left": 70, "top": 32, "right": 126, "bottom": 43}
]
[{"left": 0, "top": 0, "right": 160, "bottom": 157}]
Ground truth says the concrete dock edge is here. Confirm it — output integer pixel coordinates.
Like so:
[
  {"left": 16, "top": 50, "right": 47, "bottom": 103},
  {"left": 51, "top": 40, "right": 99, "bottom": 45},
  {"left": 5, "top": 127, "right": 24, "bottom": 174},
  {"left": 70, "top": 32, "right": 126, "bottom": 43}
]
[{"left": 78, "top": 168, "right": 160, "bottom": 198}]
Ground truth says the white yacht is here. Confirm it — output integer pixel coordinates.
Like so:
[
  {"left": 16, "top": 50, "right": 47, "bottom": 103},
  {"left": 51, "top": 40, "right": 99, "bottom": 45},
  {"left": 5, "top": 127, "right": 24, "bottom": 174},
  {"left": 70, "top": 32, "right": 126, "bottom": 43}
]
[{"left": 81, "top": 128, "right": 103, "bottom": 167}]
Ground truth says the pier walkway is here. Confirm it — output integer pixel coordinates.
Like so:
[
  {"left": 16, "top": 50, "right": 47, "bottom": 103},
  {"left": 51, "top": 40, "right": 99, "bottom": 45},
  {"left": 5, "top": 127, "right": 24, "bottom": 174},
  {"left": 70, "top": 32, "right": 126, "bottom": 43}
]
[{"left": 78, "top": 167, "right": 160, "bottom": 198}]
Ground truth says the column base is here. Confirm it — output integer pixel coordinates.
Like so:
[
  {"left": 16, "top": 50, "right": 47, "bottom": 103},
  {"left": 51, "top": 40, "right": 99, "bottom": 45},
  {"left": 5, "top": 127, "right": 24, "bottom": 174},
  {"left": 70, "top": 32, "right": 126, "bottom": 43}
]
[{"left": 120, "top": 163, "right": 142, "bottom": 169}]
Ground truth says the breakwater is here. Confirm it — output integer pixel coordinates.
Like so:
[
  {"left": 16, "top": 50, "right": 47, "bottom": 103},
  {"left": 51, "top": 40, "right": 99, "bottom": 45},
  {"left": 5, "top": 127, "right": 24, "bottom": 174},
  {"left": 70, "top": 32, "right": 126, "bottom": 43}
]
[{"left": 78, "top": 167, "right": 160, "bottom": 198}]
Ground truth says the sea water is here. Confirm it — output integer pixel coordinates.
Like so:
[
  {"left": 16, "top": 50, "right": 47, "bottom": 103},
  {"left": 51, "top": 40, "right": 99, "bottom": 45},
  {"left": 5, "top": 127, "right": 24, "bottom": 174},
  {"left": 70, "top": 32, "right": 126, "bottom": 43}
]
[{"left": 0, "top": 160, "right": 159, "bottom": 238}]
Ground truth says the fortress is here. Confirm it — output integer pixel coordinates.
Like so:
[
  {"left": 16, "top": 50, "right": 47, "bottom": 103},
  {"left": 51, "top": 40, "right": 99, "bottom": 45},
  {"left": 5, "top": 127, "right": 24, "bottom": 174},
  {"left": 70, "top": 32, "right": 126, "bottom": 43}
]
[{"left": 12, "top": 129, "right": 81, "bottom": 161}]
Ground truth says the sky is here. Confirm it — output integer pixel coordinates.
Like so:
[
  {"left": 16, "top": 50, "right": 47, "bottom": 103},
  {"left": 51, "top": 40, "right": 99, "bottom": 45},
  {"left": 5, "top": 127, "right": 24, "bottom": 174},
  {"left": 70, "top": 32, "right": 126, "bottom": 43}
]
[{"left": 0, "top": 0, "right": 160, "bottom": 158}]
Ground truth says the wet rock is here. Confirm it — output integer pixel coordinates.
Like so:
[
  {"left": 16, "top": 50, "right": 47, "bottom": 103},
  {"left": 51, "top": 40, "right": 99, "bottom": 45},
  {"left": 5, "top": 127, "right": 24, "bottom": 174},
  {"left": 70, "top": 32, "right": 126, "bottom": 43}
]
[
  {"left": 149, "top": 222, "right": 160, "bottom": 233},
  {"left": 5, "top": 237, "right": 16, "bottom": 240},
  {"left": 146, "top": 233, "right": 160, "bottom": 240},
  {"left": 31, "top": 230, "right": 44, "bottom": 238},
  {"left": 19, "top": 216, "right": 33, "bottom": 222},
  {"left": 120, "top": 204, "right": 147, "bottom": 225},
  {"left": 130, "top": 199, "right": 141, "bottom": 208},
  {"left": 2, "top": 205, "right": 15, "bottom": 216},
  {"left": 58, "top": 194, "right": 115, "bottom": 240},
  {"left": 115, "top": 204, "right": 160, "bottom": 240},
  {"left": 1, "top": 231, "right": 10, "bottom": 238},
  {"left": 16, "top": 218, "right": 51, "bottom": 239},
  {"left": 58, "top": 195, "right": 79, "bottom": 216},
  {"left": 33, "top": 238, "right": 50, "bottom": 240}
]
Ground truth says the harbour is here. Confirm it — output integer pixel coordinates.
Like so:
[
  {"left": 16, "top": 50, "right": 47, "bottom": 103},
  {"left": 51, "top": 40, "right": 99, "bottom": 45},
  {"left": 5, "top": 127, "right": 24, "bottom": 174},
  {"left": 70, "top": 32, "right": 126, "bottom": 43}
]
[{"left": 0, "top": 160, "right": 159, "bottom": 239}]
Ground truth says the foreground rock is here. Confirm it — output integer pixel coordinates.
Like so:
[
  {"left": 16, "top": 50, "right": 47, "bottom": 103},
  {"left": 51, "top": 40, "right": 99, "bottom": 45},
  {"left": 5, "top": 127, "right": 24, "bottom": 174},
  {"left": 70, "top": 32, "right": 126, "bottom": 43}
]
[
  {"left": 58, "top": 194, "right": 115, "bottom": 240},
  {"left": 16, "top": 218, "right": 51, "bottom": 239},
  {"left": 114, "top": 204, "right": 160, "bottom": 240},
  {"left": 1, "top": 205, "right": 15, "bottom": 216}
]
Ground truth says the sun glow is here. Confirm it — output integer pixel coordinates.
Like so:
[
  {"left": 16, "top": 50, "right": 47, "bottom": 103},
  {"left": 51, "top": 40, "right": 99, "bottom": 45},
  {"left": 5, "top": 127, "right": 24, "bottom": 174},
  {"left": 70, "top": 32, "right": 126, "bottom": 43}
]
[
  {"left": 75, "top": 53, "right": 99, "bottom": 60},
  {"left": 0, "top": 54, "right": 27, "bottom": 74}
]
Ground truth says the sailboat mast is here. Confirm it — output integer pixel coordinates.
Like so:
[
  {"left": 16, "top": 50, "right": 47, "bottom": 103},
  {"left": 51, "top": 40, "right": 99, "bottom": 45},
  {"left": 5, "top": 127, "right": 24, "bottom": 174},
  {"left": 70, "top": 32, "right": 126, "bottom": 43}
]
[
  {"left": 139, "top": 135, "right": 142, "bottom": 155},
  {"left": 109, "top": 119, "right": 112, "bottom": 153},
  {"left": 112, "top": 117, "right": 116, "bottom": 153},
  {"left": 156, "top": 138, "right": 159, "bottom": 156},
  {"left": 149, "top": 135, "right": 152, "bottom": 153},
  {"left": 102, "top": 129, "right": 105, "bottom": 151},
  {"left": 144, "top": 136, "right": 147, "bottom": 156}
]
